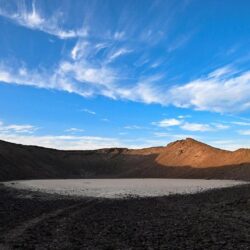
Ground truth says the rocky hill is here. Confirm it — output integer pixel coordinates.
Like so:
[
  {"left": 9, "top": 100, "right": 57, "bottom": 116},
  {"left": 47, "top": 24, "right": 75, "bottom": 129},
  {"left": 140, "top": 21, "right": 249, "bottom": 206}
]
[{"left": 0, "top": 138, "right": 250, "bottom": 181}]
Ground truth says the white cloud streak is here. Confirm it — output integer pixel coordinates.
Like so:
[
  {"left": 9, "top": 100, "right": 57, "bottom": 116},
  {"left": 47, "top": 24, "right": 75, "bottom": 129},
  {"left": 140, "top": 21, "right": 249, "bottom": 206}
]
[
  {"left": 113, "top": 31, "right": 125, "bottom": 40},
  {"left": 168, "top": 67, "right": 250, "bottom": 113},
  {"left": 238, "top": 130, "right": 250, "bottom": 136},
  {"left": 152, "top": 118, "right": 229, "bottom": 132},
  {"left": 107, "top": 48, "right": 132, "bottom": 63},
  {"left": 0, "top": 1, "right": 88, "bottom": 39},
  {"left": 124, "top": 125, "right": 144, "bottom": 130},
  {"left": 2, "top": 2, "right": 249, "bottom": 114},
  {"left": 65, "top": 128, "right": 85, "bottom": 133},
  {"left": 81, "top": 109, "right": 96, "bottom": 115},
  {"left": 0, "top": 120, "right": 37, "bottom": 134},
  {"left": 71, "top": 41, "right": 90, "bottom": 60},
  {"left": 153, "top": 118, "right": 182, "bottom": 127},
  {"left": 232, "top": 121, "right": 250, "bottom": 126},
  {"left": 180, "top": 122, "right": 213, "bottom": 132},
  {"left": 0, "top": 120, "right": 127, "bottom": 150},
  {"left": 210, "top": 140, "right": 250, "bottom": 150},
  {"left": 153, "top": 132, "right": 199, "bottom": 140},
  {"left": 1, "top": 39, "right": 250, "bottom": 115},
  {"left": 0, "top": 58, "right": 166, "bottom": 106},
  {"left": 212, "top": 123, "right": 230, "bottom": 130},
  {"left": 0, "top": 133, "right": 124, "bottom": 150}
]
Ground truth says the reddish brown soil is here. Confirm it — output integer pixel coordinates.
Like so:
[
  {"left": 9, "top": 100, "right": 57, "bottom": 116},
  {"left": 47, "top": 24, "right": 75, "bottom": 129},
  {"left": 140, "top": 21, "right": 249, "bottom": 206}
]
[
  {"left": 0, "top": 138, "right": 250, "bottom": 181},
  {"left": 153, "top": 138, "right": 250, "bottom": 168}
]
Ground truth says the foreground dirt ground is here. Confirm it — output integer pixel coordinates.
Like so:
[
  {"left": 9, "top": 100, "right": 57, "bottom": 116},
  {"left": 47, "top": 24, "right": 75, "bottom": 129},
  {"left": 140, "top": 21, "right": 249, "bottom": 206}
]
[{"left": 0, "top": 183, "right": 250, "bottom": 249}]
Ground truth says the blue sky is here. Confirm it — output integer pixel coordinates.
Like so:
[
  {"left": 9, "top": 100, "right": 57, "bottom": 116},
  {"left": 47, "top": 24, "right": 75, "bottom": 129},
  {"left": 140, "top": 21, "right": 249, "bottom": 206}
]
[{"left": 0, "top": 0, "right": 250, "bottom": 150}]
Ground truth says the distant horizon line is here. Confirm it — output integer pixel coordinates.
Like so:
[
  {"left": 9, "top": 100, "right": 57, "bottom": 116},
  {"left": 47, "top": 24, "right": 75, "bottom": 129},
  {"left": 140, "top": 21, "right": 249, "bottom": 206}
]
[{"left": 1, "top": 137, "right": 249, "bottom": 152}]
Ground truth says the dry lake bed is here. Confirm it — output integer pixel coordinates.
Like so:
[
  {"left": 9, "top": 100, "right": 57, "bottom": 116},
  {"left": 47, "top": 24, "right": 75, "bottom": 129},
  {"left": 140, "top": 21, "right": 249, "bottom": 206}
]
[
  {"left": 4, "top": 178, "right": 246, "bottom": 198},
  {"left": 1, "top": 180, "right": 250, "bottom": 249}
]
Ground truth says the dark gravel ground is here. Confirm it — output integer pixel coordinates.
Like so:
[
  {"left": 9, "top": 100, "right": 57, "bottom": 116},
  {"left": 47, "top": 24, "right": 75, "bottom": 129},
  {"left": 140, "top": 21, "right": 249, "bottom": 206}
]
[{"left": 0, "top": 183, "right": 250, "bottom": 250}]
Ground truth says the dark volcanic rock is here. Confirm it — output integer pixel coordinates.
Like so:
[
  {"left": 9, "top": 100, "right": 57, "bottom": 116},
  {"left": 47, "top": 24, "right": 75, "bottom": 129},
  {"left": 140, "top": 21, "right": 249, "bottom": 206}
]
[
  {"left": 0, "top": 184, "right": 250, "bottom": 249},
  {"left": 0, "top": 139, "right": 250, "bottom": 181}
]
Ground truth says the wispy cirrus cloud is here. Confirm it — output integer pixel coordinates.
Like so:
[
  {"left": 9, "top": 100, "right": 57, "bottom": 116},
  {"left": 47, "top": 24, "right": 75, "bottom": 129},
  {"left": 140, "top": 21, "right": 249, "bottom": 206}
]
[
  {"left": 153, "top": 132, "right": 170, "bottom": 137},
  {"left": 167, "top": 32, "right": 193, "bottom": 52},
  {"left": 101, "top": 118, "right": 109, "bottom": 122},
  {"left": 208, "top": 66, "right": 235, "bottom": 78},
  {"left": 168, "top": 66, "right": 250, "bottom": 113},
  {"left": 0, "top": 59, "right": 160, "bottom": 104},
  {"left": 65, "top": 128, "right": 85, "bottom": 133},
  {"left": 211, "top": 123, "right": 230, "bottom": 130},
  {"left": 152, "top": 117, "right": 229, "bottom": 132},
  {"left": 152, "top": 118, "right": 213, "bottom": 132},
  {"left": 106, "top": 48, "right": 132, "bottom": 63},
  {"left": 124, "top": 125, "right": 147, "bottom": 130},
  {"left": 0, "top": 1, "right": 88, "bottom": 39},
  {"left": 153, "top": 132, "right": 199, "bottom": 140},
  {"left": 180, "top": 122, "right": 229, "bottom": 132},
  {"left": 0, "top": 120, "right": 125, "bottom": 150},
  {"left": 0, "top": 133, "right": 124, "bottom": 150},
  {"left": 178, "top": 115, "right": 191, "bottom": 119},
  {"left": 152, "top": 118, "right": 182, "bottom": 127},
  {"left": 0, "top": 118, "right": 146, "bottom": 149},
  {"left": 231, "top": 121, "right": 250, "bottom": 126},
  {"left": 180, "top": 122, "right": 213, "bottom": 132},
  {"left": 114, "top": 74, "right": 166, "bottom": 104},
  {"left": 2, "top": 57, "right": 250, "bottom": 114},
  {"left": 209, "top": 139, "right": 250, "bottom": 151},
  {"left": 0, "top": 120, "right": 38, "bottom": 134},
  {"left": 71, "top": 41, "right": 90, "bottom": 60},
  {"left": 113, "top": 31, "right": 126, "bottom": 40},
  {"left": 5, "top": 1, "right": 245, "bottom": 116},
  {"left": 81, "top": 109, "right": 96, "bottom": 115},
  {"left": 58, "top": 60, "right": 116, "bottom": 88},
  {"left": 238, "top": 130, "right": 250, "bottom": 136},
  {"left": 0, "top": 62, "right": 88, "bottom": 96},
  {"left": 5, "top": 1, "right": 245, "bottom": 114}
]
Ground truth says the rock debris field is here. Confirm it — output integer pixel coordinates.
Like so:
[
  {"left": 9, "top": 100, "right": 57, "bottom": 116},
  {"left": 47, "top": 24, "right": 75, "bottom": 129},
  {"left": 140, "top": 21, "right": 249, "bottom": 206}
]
[{"left": 0, "top": 181, "right": 250, "bottom": 249}]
